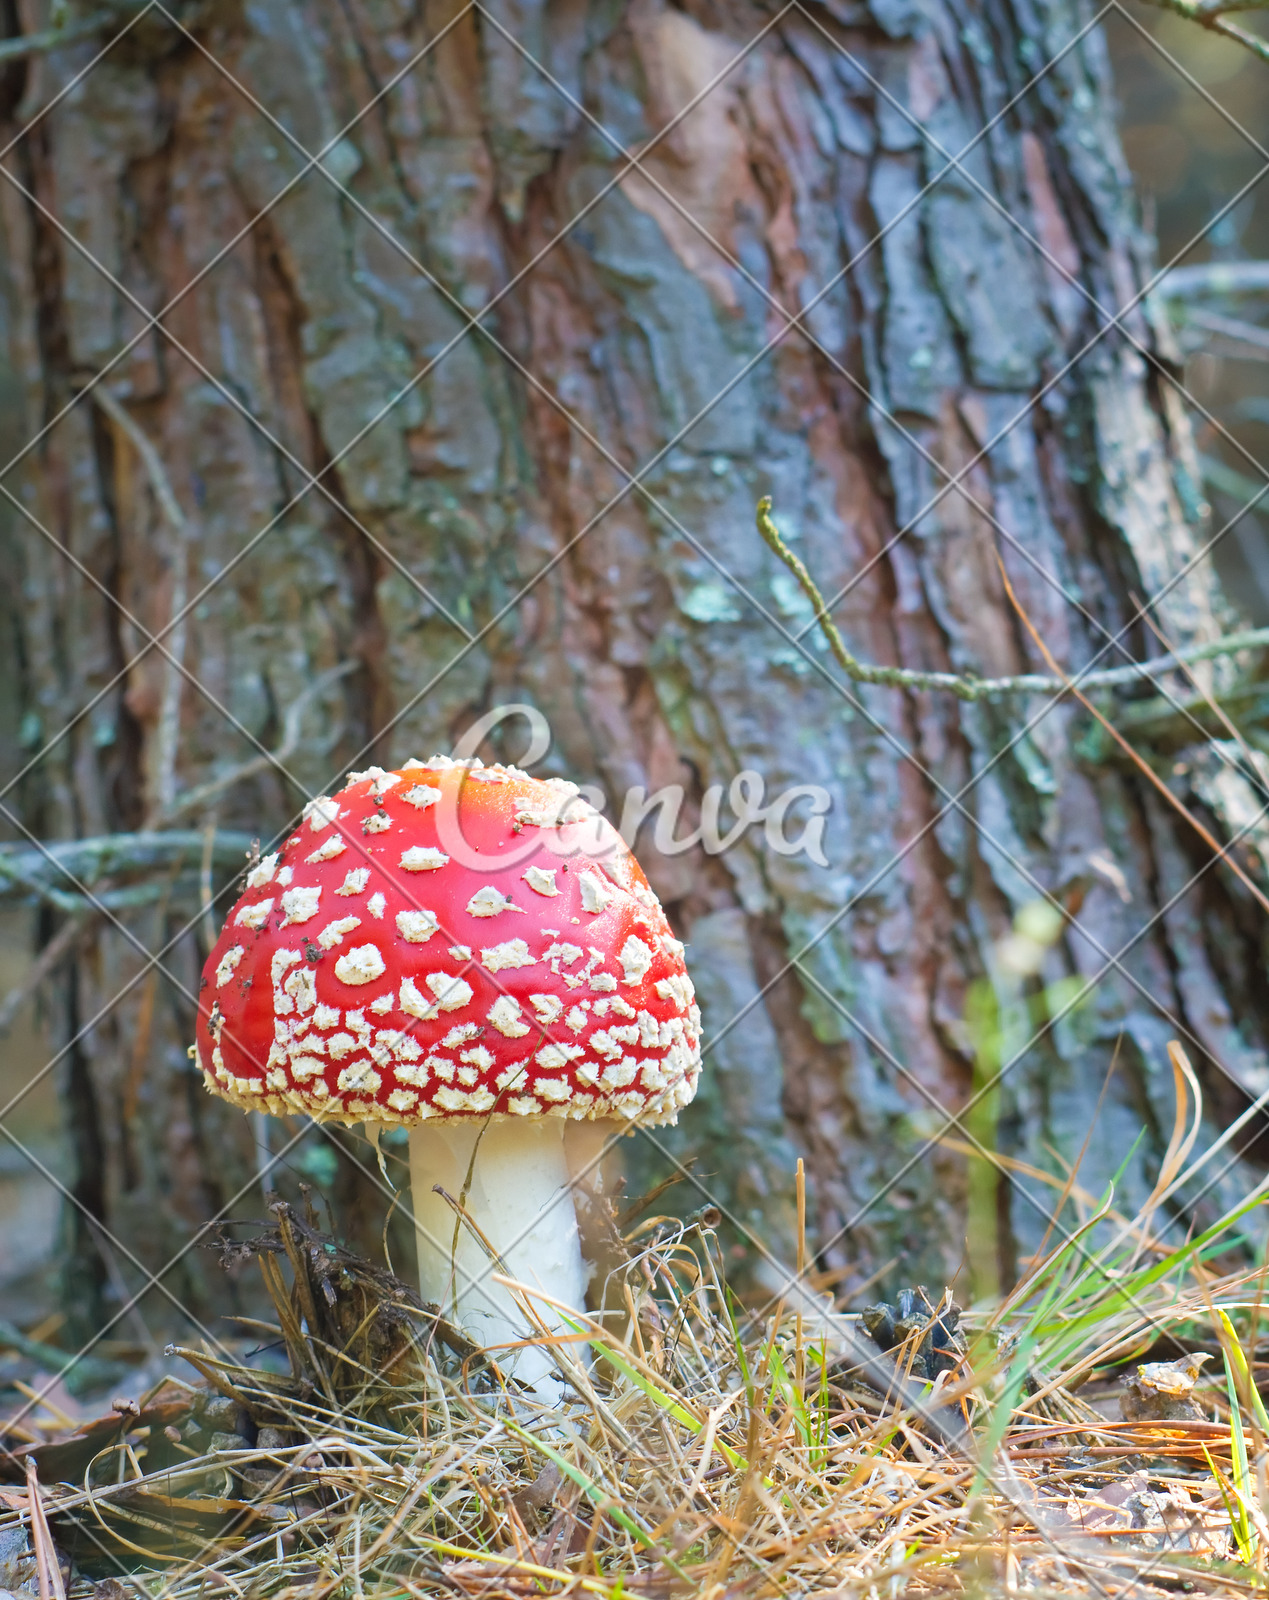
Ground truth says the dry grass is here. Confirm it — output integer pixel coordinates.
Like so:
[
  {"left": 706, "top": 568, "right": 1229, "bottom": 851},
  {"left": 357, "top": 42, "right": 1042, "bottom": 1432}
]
[{"left": 2, "top": 1157, "right": 1269, "bottom": 1599}]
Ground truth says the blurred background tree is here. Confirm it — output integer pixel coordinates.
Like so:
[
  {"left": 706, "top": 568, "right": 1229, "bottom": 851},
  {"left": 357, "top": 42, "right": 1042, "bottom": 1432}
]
[
  {"left": 1116, "top": 5, "right": 1269, "bottom": 614},
  {"left": 0, "top": 0, "right": 1266, "bottom": 1347}
]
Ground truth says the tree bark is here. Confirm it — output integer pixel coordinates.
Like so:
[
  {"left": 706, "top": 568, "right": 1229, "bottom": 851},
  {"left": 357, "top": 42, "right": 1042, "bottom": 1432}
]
[{"left": 0, "top": 0, "right": 1265, "bottom": 1328}]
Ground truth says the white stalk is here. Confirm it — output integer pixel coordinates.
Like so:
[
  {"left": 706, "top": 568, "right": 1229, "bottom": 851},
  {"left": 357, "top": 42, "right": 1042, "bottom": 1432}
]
[{"left": 408, "top": 1118, "right": 588, "bottom": 1397}]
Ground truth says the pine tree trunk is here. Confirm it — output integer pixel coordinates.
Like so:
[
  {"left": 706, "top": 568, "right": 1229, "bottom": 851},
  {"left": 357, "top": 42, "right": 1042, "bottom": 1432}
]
[{"left": 0, "top": 0, "right": 1263, "bottom": 1330}]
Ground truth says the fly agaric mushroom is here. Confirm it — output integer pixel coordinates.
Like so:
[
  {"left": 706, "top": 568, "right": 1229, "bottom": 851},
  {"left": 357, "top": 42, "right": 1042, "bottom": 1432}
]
[{"left": 194, "top": 757, "right": 702, "bottom": 1393}]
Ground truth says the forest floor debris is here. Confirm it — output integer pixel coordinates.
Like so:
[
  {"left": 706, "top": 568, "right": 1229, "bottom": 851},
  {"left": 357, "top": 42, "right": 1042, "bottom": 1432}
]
[{"left": 0, "top": 1183, "right": 1267, "bottom": 1598}]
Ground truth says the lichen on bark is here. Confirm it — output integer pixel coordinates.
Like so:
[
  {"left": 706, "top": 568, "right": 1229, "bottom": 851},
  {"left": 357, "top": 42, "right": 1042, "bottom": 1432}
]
[{"left": 0, "top": 0, "right": 1264, "bottom": 1318}]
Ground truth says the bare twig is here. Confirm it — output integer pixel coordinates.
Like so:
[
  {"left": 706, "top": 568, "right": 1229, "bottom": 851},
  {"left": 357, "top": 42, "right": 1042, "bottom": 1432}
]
[
  {"left": 760, "top": 488, "right": 1269, "bottom": 908},
  {"left": 1148, "top": 0, "right": 1269, "bottom": 16},
  {"left": 1158, "top": 261, "right": 1269, "bottom": 298},
  {"left": 0, "top": 831, "right": 255, "bottom": 910},
  {"left": 1140, "top": 604, "right": 1265, "bottom": 769},
  {"left": 756, "top": 497, "right": 1269, "bottom": 702},
  {"left": 198, "top": 818, "right": 219, "bottom": 951},
  {"left": 25, "top": 1458, "right": 64, "bottom": 1600},
  {"left": 995, "top": 552, "right": 1269, "bottom": 915},
  {"left": 1201, "top": 453, "right": 1269, "bottom": 510},
  {"left": 1138, "top": 0, "right": 1269, "bottom": 65},
  {"left": 154, "top": 658, "right": 357, "bottom": 825},
  {"left": 88, "top": 390, "right": 186, "bottom": 535},
  {"left": 89, "top": 388, "right": 190, "bottom": 822},
  {"left": 1182, "top": 306, "right": 1269, "bottom": 354},
  {"left": 0, "top": 914, "right": 95, "bottom": 1035},
  {"left": 0, "top": 13, "right": 114, "bottom": 65},
  {"left": 0, "top": 662, "right": 352, "bottom": 912}
]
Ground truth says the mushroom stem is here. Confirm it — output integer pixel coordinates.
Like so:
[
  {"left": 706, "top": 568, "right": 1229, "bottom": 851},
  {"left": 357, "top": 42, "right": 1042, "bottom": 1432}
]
[{"left": 408, "top": 1118, "right": 588, "bottom": 1396}]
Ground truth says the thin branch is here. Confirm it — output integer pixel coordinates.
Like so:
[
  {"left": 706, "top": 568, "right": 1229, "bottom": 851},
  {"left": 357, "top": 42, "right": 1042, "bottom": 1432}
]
[
  {"left": 90, "top": 386, "right": 190, "bottom": 821},
  {"left": 1200, "top": 452, "right": 1268, "bottom": 509},
  {"left": 1170, "top": 0, "right": 1269, "bottom": 15},
  {"left": 89, "top": 388, "right": 187, "bottom": 535},
  {"left": 1158, "top": 261, "right": 1269, "bottom": 298},
  {"left": 0, "top": 13, "right": 114, "bottom": 64},
  {"left": 1098, "top": 672, "right": 1269, "bottom": 759},
  {"left": 0, "top": 914, "right": 95, "bottom": 1035},
  {"left": 1183, "top": 306, "right": 1269, "bottom": 353},
  {"left": 0, "top": 831, "right": 256, "bottom": 909},
  {"left": 1140, "top": 603, "right": 1265, "bottom": 771},
  {"left": 1139, "top": 0, "right": 1269, "bottom": 64},
  {"left": 996, "top": 552, "right": 1269, "bottom": 916},
  {"left": 199, "top": 817, "right": 221, "bottom": 951},
  {"left": 154, "top": 659, "right": 357, "bottom": 825},
  {"left": 756, "top": 496, "right": 1269, "bottom": 702},
  {"left": 0, "top": 661, "right": 354, "bottom": 912}
]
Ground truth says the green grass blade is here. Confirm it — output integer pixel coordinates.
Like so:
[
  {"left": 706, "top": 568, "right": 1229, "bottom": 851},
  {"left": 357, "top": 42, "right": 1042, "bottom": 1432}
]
[
  {"left": 766, "top": 1339, "right": 812, "bottom": 1451},
  {"left": 591, "top": 1337, "right": 748, "bottom": 1474},
  {"left": 1216, "top": 1306, "right": 1269, "bottom": 1436},
  {"left": 1204, "top": 1442, "right": 1254, "bottom": 1566},
  {"left": 506, "top": 1419, "right": 691, "bottom": 1581},
  {"left": 1029, "top": 1189, "right": 1267, "bottom": 1361}
]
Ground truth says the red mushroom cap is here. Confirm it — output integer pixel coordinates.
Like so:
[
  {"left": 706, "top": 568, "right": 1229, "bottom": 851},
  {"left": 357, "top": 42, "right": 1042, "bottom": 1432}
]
[{"left": 194, "top": 760, "right": 702, "bottom": 1128}]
